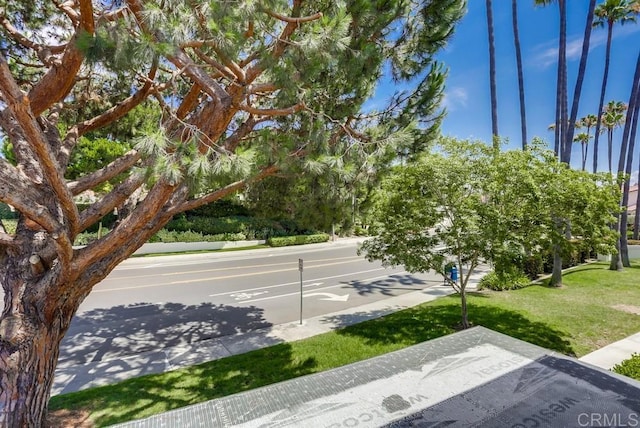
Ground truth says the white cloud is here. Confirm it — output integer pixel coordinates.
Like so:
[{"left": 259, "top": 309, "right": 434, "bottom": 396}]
[
  {"left": 443, "top": 86, "right": 468, "bottom": 111},
  {"left": 532, "top": 25, "right": 639, "bottom": 69}
]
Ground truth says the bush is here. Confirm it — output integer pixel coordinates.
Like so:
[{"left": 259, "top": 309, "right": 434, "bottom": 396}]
[
  {"left": 165, "top": 215, "right": 299, "bottom": 240},
  {"left": 267, "top": 233, "right": 330, "bottom": 247},
  {"left": 478, "top": 269, "right": 531, "bottom": 291},
  {"left": 613, "top": 353, "right": 640, "bottom": 381},
  {"left": 149, "top": 229, "right": 247, "bottom": 243},
  {"left": 74, "top": 229, "right": 110, "bottom": 245},
  {"left": 0, "top": 203, "right": 16, "bottom": 219},
  {"left": 522, "top": 254, "right": 544, "bottom": 280}
]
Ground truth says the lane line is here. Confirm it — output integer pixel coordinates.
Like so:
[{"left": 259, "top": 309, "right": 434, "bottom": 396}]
[
  {"left": 100, "top": 256, "right": 363, "bottom": 282},
  {"left": 207, "top": 268, "right": 385, "bottom": 297},
  {"left": 236, "top": 270, "right": 419, "bottom": 304}
]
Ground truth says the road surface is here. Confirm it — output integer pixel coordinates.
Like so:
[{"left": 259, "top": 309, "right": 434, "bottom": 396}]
[{"left": 57, "top": 242, "right": 444, "bottom": 365}]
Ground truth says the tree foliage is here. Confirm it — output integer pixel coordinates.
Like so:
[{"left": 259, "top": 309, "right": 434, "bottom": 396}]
[
  {"left": 360, "top": 137, "right": 620, "bottom": 328},
  {"left": 0, "top": 0, "right": 466, "bottom": 424}
]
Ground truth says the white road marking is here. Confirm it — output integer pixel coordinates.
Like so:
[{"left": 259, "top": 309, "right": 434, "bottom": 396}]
[{"left": 304, "top": 292, "right": 349, "bottom": 302}]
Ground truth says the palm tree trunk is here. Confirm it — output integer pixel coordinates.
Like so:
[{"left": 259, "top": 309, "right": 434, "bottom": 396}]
[
  {"left": 486, "top": 0, "right": 498, "bottom": 139},
  {"left": 582, "top": 142, "right": 587, "bottom": 170},
  {"left": 566, "top": 0, "right": 596, "bottom": 162},
  {"left": 512, "top": 0, "right": 527, "bottom": 149},
  {"left": 620, "top": 55, "right": 640, "bottom": 267},
  {"left": 593, "top": 23, "right": 614, "bottom": 173},
  {"left": 634, "top": 170, "right": 640, "bottom": 240},
  {"left": 610, "top": 52, "right": 640, "bottom": 270},
  {"left": 559, "top": 0, "right": 570, "bottom": 163},
  {"left": 608, "top": 131, "right": 614, "bottom": 175}
]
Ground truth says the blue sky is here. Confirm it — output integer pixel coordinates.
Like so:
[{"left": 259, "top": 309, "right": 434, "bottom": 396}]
[{"left": 435, "top": 0, "right": 640, "bottom": 172}]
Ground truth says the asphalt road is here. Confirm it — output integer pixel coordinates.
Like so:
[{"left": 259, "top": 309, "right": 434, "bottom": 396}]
[{"left": 58, "top": 241, "right": 444, "bottom": 365}]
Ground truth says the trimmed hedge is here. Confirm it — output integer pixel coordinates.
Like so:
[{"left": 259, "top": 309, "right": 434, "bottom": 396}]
[
  {"left": 613, "top": 353, "right": 640, "bottom": 381},
  {"left": 478, "top": 270, "right": 531, "bottom": 291},
  {"left": 166, "top": 215, "right": 300, "bottom": 239},
  {"left": 267, "top": 233, "right": 330, "bottom": 247}
]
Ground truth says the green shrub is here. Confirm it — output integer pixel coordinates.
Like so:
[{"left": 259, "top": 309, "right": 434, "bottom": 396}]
[
  {"left": 2, "top": 219, "right": 17, "bottom": 234},
  {"left": 522, "top": 254, "right": 544, "bottom": 280},
  {"left": 74, "top": 229, "right": 110, "bottom": 245},
  {"left": 149, "top": 229, "right": 247, "bottom": 243},
  {"left": 613, "top": 353, "right": 640, "bottom": 381},
  {"left": 478, "top": 269, "right": 531, "bottom": 291},
  {"left": 267, "top": 233, "right": 329, "bottom": 247},
  {"left": 165, "top": 215, "right": 295, "bottom": 239},
  {"left": 0, "top": 203, "right": 17, "bottom": 219}
]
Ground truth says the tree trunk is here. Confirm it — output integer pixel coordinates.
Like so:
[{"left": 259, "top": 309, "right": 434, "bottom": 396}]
[
  {"left": 592, "top": 23, "right": 614, "bottom": 173},
  {"left": 550, "top": 245, "right": 563, "bottom": 287},
  {"left": 565, "top": 0, "right": 596, "bottom": 160},
  {"left": 460, "top": 289, "right": 469, "bottom": 329},
  {"left": 512, "top": 0, "right": 527, "bottom": 149},
  {"left": 635, "top": 167, "right": 640, "bottom": 240},
  {"left": 558, "top": 0, "right": 569, "bottom": 164},
  {"left": 614, "top": 52, "right": 640, "bottom": 268},
  {"left": 0, "top": 318, "right": 67, "bottom": 426},
  {"left": 486, "top": 0, "right": 499, "bottom": 139},
  {"left": 0, "top": 258, "right": 77, "bottom": 426},
  {"left": 610, "top": 244, "right": 624, "bottom": 271}
]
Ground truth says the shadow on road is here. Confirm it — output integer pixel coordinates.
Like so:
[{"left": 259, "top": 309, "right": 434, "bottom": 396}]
[
  {"left": 60, "top": 302, "right": 273, "bottom": 365},
  {"left": 343, "top": 274, "right": 441, "bottom": 297}
]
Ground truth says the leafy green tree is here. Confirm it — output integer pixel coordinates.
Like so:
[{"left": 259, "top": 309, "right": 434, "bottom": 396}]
[
  {"left": 360, "top": 138, "right": 492, "bottom": 329},
  {"left": 0, "top": 0, "right": 465, "bottom": 423},
  {"left": 360, "top": 138, "right": 619, "bottom": 330}
]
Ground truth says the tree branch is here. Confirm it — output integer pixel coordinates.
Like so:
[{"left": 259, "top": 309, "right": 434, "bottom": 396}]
[
  {"left": 28, "top": 0, "right": 95, "bottom": 115},
  {"left": 72, "top": 179, "right": 177, "bottom": 274},
  {"left": 126, "top": 0, "right": 230, "bottom": 107},
  {"left": 191, "top": 48, "right": 236, "bottom": 82},
  {"left": 263, "top": 8, "right": 323, "bottom": 24},
  {"left": 76, "top": 62, "right": 158, "bottom": 136},
  {"left": 0, "top": 15, "right": 66, "bottom": 57},
  {"left": 68, "top": 150, "right": 142, "bottom": 195},
  {"left": 240, "top": 101, "right": 305, "bottom": 117},
  {"left": 0, "top": 54, "right": 79, "bottom": 236},
  {"left": 174, "top": 164, "right": 279, "bottom": 214},
  {"left": 223, "top": 115, "right": 258, "bottom": 152},
  {"left": 246, "top": 1, "right": 320, "bottom": 83},
  {"left": 76, "top": 173, "right": 146, "bottom": 232},
  {"left": 0, "top": 159, "right": 61, "bottom": 235}
]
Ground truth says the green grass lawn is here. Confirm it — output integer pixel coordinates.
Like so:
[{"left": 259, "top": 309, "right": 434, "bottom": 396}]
[{"left": 49, "top": 261, "right": 640, "bottom": 426}]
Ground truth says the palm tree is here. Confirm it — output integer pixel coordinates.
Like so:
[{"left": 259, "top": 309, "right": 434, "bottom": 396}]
[
  {"left": 512, "top": 0, "right": 527, "bottom": 149},
  {"left": 565, "top": 0, "right": 597, "bottom": 162},
  {"left": 573, "top": 132, "right": 591, "bottom": 171},
  {"left": 592, "top": 0, "right": 637, "bottom": 173},
  {"left": 601, "top": 100, "right": 627, "bottom": 174},
  {"left": 486, "top": 0, "right": 499, "bottom": 139},
  {"left": 535, "top": 0, "right": 568, "bottom": 161},
  {"left": 579, "top": 113, "right": 598, "bottom": 170},
  {"left": 611, "top": 51, "right": 640, "bottom": 270}
]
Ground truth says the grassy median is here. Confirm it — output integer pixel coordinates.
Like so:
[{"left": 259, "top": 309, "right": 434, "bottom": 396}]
[{"left": 49, "top": 261, "right": 640, "bottom": 426}]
